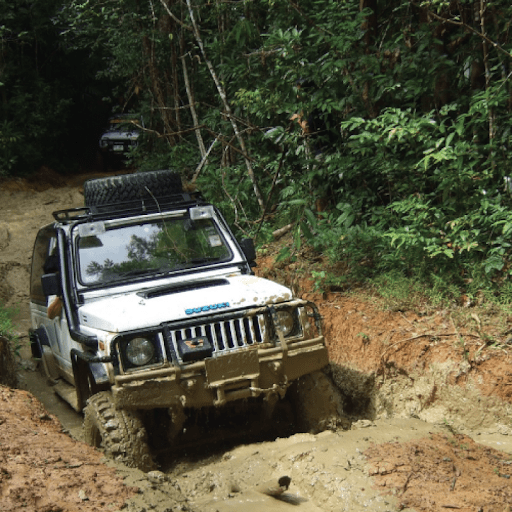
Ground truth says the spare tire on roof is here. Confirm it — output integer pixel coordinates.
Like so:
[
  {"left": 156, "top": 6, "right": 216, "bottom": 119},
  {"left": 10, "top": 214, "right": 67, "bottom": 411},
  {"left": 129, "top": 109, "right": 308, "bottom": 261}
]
[{"left": 83, "top": 170, "right": 183, "bottom": 207}]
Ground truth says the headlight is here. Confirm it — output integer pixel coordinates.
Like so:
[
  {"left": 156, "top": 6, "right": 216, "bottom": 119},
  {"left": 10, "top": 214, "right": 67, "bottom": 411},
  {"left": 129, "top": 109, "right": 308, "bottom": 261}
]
[
  {"left": 276, "top": 310, "right": 295, "bottom": 337},
  {"left": 125, "top": 337, "right": 155, "bottom": 366}
]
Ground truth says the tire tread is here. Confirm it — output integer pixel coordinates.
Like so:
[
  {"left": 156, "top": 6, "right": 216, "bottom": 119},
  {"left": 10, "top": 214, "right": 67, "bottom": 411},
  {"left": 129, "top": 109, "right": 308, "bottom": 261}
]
[
  {"left": 83, "top": 391, "right": 155, "bottom": 472},
  {"left": 84, "top": 170, "right": 183, "bottom": 207}
]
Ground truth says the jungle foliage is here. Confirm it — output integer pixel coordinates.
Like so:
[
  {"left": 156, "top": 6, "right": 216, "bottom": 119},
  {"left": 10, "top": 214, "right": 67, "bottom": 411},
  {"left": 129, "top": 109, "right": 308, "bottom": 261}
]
[{"left": 3, "top": 0, "right": 512, "bottom": 295}]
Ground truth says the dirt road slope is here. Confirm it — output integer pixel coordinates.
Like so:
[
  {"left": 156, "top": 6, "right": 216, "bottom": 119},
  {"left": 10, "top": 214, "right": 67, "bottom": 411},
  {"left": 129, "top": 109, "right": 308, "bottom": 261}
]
[{"left": 1, "top": 169, "right": 512, "bottom": 512}]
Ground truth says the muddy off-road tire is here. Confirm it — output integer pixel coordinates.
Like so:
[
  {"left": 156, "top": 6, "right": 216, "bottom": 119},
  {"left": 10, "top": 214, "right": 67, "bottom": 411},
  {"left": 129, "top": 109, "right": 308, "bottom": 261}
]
[
  {"left": 83, "top": 170, "right": 183, "bottom": 206},
  {"left": 83, "top": 391, "right": 155, "bottom": 472},
  {"left": 289, "top": 370, "right": 344, "bottom": 434}
]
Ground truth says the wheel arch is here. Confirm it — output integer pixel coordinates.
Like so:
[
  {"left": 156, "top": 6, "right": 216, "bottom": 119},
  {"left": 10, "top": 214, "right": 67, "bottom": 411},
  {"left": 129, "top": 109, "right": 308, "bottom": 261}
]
[
  {"left": 70, "top": 349, "right": 112, "bottom": 411},
  {"left": 29, "top": 326, "right": 50, "bottom": 359}
]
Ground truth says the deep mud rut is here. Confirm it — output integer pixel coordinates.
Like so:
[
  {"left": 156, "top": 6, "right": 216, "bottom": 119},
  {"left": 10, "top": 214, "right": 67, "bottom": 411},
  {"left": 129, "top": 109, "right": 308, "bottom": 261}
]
[
  {"left": 2, "top": 169, "right": 512, "bottom": 512},
  {"left": 20, "top": 365, "right": 452, "bottom": 512}
]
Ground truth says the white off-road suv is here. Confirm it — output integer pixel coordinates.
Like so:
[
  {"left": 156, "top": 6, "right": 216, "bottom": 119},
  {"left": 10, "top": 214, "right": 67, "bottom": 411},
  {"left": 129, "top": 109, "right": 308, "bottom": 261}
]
[{"left": 29, "top": 170, "right": 342, "bottom": 470}]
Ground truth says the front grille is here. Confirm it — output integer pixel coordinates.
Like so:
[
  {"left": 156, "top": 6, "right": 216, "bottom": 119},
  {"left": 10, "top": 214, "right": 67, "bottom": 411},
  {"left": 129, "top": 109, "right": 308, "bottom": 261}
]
[{"left": 164, "top": 311, "right": 268, "bottom": 362}]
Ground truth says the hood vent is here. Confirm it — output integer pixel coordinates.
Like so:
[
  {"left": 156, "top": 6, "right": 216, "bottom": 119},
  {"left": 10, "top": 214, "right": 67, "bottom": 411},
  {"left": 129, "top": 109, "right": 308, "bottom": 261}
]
[{"left": 137, "top": 279, "right": 229, "bottom": 299}]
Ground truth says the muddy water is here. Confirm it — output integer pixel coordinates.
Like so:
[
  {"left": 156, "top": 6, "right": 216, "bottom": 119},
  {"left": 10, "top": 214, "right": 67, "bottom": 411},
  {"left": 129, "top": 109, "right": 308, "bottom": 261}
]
[
  {"left": 18, "top": 358, "right": 512, "bottom": 512},
  {"left": 175, "top": 420, "right": 443, "bottom": 512}
]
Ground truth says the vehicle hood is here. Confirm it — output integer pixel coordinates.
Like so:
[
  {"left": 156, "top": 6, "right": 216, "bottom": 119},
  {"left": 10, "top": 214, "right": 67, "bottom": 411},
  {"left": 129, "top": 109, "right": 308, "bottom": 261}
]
[{"left": 78, "top": 275, "right": 293, "bottom": 333}]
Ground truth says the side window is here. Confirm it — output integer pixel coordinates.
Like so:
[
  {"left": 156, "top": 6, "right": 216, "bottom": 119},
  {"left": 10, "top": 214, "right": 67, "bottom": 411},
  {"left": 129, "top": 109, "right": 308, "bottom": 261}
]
[{"left": 30, "top": 225, "right": 57, "bottom": 305}]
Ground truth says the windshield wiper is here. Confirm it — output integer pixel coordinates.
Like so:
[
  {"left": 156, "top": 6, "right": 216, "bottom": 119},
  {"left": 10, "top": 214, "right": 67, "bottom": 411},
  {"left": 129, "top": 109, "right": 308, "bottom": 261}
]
[
  {"left": 116, "top": 268, "right": 157, "bottom": 278},
  {"left": 189, "top": 257, "right": 219, "bottom": 264}
]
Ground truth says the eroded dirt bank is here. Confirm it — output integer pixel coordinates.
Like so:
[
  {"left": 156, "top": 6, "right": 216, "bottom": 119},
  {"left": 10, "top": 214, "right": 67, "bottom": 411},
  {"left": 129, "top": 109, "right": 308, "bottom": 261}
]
[{"left": 1, "top": 169, "right": 512, "bottom": 512}]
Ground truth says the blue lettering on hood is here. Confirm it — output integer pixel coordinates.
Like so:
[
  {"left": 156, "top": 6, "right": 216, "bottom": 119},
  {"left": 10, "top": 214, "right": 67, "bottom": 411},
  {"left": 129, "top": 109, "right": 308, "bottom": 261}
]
[{"left": 185, "top": 303, "right": 230, "bottom": 315}]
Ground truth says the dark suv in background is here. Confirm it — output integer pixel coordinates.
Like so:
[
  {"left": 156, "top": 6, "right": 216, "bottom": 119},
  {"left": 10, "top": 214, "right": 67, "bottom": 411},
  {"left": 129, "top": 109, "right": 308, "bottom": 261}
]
[{"left": 99, "top": 114, "right": 144, "bottom": 156}]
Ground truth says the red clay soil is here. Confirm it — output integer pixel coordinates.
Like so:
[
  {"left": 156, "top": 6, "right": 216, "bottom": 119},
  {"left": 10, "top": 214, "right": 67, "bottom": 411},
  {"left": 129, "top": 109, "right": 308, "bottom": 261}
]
[
  {"left": 256, "top": 252, "right": 512, "bottom": 511},
  {"left": 366, "top": 432, "right": 512, "bottom": 512},
  {"left": 257, "top": 250, "right": 512, "bottom": 405},
  {"left": 0, "top": 386, "right": 138, "bottom": 512}
]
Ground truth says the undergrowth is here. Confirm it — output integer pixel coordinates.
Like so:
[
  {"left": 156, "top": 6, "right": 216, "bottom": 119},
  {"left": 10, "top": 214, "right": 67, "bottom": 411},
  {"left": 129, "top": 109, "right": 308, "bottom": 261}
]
[
  {"left": 263, "top": 234, "right": 512, "bottom": 336},
  {"left": 0, "top": 302, "right": 20, "bottom": 355}
]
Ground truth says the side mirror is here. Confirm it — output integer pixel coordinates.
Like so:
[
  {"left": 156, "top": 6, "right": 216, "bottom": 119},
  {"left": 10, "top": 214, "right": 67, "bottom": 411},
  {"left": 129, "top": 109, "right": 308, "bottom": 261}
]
[
  {"left": 41, "top": 273, "right": 62, "bottom": 297},
  {"left": 239, "top": 238, "right": 257, "bottom": 267}
]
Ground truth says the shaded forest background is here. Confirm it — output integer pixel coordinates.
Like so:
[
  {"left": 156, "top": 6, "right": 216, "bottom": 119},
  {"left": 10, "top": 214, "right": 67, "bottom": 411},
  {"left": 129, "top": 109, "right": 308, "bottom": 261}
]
[{"left": 3, "top": 0, "right": 512, "bottom": 298}]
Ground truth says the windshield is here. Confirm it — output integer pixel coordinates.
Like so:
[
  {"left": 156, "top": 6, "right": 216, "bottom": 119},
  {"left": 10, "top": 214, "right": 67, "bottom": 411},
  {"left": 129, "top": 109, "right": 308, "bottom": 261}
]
[
  {"left": 76, "top": 216, "right": 231, "bottom": 286},
  {"left": 108, "top": 119, "right": 139, "bottom": 132}
]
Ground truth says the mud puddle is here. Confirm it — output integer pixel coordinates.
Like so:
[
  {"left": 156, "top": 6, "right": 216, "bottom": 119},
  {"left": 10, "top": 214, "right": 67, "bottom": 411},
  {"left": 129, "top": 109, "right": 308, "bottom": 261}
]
[
  {"left": 17, "top": 356, "right": 512, "bottom": 512},
  {"left": 15, "top": 359, "right": 410, "bottom": 511}
]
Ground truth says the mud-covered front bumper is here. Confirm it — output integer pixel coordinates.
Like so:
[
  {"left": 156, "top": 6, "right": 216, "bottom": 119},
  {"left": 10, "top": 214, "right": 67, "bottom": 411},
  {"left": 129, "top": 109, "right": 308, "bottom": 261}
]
[{"left": 111, "top": 336, "right": 328, "bottom": 409}]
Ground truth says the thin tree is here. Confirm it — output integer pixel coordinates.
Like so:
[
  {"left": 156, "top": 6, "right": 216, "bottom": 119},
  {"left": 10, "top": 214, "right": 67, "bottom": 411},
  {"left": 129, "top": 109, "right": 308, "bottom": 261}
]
[{"left": 184, "top": 0, "right": 265, "bottom": 212}]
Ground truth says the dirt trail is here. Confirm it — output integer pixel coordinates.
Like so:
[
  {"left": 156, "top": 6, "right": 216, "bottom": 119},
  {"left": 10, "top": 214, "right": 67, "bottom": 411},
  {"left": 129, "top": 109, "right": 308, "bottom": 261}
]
[{"left": 1, "top": 169, "right": 512, "bottom": 512}]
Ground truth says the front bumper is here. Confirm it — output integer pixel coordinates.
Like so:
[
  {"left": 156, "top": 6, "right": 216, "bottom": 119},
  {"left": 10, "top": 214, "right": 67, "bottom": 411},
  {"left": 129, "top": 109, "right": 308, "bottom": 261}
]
[{"left": 111, "top": 336, "right": 328, "bottom": 409}]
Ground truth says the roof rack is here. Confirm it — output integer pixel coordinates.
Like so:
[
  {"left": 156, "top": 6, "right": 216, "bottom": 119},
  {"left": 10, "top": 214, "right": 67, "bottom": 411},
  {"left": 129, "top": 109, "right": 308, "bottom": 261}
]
[{"left": 53, "top": 192, "right": 207, "bottom": 223}]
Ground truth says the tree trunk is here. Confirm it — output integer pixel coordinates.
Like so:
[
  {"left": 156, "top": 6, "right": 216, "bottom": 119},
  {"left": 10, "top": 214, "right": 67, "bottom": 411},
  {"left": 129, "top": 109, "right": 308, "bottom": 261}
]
[
  {"left": 359, "top": 0, "right": 378, "bottom": 118},
  {"left": 478, "top": 0, "right": 495, "bottom": 145}
]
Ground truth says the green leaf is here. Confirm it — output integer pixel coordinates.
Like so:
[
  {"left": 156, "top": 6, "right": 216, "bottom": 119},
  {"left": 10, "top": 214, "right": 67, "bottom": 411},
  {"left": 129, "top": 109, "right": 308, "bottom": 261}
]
[
  {"left": 276, "top": 247, "right": 291, "bottom": 263},
  {"left": 304, "top": 208, "right": 318, "bottom": 229},
  {"left": 300, "top": 221, "right": 314, "bottom": 242}
]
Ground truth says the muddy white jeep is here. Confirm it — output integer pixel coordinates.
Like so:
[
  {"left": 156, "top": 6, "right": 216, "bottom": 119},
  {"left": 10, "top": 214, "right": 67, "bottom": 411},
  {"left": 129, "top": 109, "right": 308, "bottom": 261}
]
[{"left": 29, "top": 170, "right": 342, "bottom": 471}]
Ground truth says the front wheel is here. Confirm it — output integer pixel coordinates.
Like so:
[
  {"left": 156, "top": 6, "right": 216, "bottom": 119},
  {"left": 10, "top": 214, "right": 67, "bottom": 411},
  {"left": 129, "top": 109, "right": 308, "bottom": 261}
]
[{"left": 83, "top": 391, "right": 155, "bottom": 472}]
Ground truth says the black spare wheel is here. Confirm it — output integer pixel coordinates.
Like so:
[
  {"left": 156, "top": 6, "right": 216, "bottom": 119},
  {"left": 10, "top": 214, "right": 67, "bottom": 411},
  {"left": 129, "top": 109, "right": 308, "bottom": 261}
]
[{"left": 83, "top": 169, "right": 183, "bottom": 206}]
